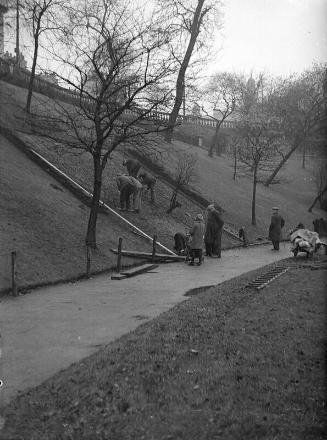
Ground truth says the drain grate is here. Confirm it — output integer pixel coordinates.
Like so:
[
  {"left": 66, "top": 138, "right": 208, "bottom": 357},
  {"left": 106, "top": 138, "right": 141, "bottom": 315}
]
[{"left": 245, "top": 266, "right": 290, "bottom": 290}]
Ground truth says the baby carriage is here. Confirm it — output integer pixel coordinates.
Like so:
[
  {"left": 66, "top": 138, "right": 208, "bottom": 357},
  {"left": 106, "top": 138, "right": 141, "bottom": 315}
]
[
  {"left": 290, "top": 227, "right": 322, "bottom": 258},
  {"left": 184, "top": 229, "right": 205, "bottom": 264}
]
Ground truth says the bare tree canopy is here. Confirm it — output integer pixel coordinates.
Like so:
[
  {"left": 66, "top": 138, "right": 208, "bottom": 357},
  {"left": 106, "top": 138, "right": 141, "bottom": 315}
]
[
  {"left": 21, "top": 0, "right": 66, "bottom": 113},
  {"left": 234, "top": 74, "right": 284, "bottom": 225},
  {"left": 156, "top": 0, "right": 222, "bottom": 143},
  {"left": 265, "top": 63, "right": 327, "bottom": 185},
  {"left": 202, "top": 71, "right": 243, "bottom": 157},
  {"left": 167, "top": 151, "right": 198, "bottom": 213},
  {"left": 29, "top": 0, "right": 177, "bottom": 247}
]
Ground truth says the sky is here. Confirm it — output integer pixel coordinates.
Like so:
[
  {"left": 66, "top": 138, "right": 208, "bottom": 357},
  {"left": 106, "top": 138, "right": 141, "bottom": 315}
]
[
  {"left": 211, "top": 0, "right": 327, "bottom": 77},
  {"left": 3, "top": 0, "right": 326, "bottom": 78}
]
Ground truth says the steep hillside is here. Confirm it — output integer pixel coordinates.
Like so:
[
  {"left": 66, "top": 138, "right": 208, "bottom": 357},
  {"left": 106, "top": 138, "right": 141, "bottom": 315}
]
[
  {"left": 1, "top": 79, "right": 325, "bottom": 292},
  {"left": 0, "top": 83, "right": 240, "bottom": 293},
  {"left": 147, "top": 139, "right": 325, "bottom": 240},
  {"left": 0, "top": 134, "right": 157, "bottom": 292}
]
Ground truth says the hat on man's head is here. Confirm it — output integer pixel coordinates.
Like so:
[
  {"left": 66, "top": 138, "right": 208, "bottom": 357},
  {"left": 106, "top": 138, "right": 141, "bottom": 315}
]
[
  {"left": 272, "top": 207, "right": 279, "bottom": 211},
  {"left": 207, "top": 204, "right": 215, "bottom": 211},
  {"left": 196, "top": 214, "right": 204, "bottom": 221}
]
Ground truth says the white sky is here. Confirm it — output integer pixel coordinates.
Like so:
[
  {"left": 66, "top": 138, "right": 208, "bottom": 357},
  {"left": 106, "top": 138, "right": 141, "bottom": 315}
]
[
  {"left": 211, "top": 0, "right": 327, "bottom": 77},
  {"left": 3, "top": 0, "right": 327, "bottom": 78}
]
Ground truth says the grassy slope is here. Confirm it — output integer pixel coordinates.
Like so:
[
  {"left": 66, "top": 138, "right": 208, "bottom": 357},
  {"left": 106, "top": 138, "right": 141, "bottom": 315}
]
[
  {"left": 1, "top": 80, "right": 325, "bottom": 291},
  {"left": 1, "top": 258, "right": 325, "bottom": 440},
  {"left": 0, "top": 134, "right": 153, "bottom": 291},
  {"left": 0, "top": 82, "right": 239, "bottom": 292},
  {"left": 153, "top": 139, "right": 326, "bottom": 241}
]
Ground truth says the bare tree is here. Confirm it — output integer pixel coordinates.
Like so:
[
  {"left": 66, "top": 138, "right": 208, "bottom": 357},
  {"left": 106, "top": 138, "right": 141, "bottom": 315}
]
[
  {"left": 30, "top": 0, "right": 175, "bottom": 248},
  {"left": 158, "top": 0, "right": 221, "bottom": 143},
  {"left": 265, "top": 64, "right": 326, "bottom": 186},
  {"left": 236, "top": 121, "right": 281, "bottom": 225},
  {"left": 21, "top": 0, "right": 65, "bottom": 114},
  {"left": 235, "top": 75, "right": 283, "bottom": 225},
  {"left": 201, "top": 71, "right": 243, "bottom": 157},
  {"left": 167, "top": 151, "right": 197, "bottom": 213}
]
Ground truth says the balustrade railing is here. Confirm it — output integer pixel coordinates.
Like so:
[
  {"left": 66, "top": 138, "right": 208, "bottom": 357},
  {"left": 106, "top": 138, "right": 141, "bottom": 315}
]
[{"left": 0, "top": 59, "right": 235, "bottom": 129}]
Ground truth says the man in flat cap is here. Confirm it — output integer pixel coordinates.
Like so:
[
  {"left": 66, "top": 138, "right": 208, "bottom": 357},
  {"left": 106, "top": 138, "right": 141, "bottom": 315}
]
[{"left": 268, "top": 207, "right": 285, "bottom": 250}]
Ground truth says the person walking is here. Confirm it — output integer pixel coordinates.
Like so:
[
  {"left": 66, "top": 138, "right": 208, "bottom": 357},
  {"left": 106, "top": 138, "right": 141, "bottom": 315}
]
[
  {"left": 268, "top": 207, "right": 285, "bottom": 250},
  {"left": 204, "top": 204, "right": 224, "bottom": 258},
  {"left": 188, "top": 214, "right": 205, "bottom": 266}
]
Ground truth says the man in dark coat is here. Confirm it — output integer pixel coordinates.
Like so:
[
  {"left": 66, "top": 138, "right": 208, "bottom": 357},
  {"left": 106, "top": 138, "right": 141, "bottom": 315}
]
[
  {"left": 268, "top": 207, "right": 285, "bottom": 250},
  {"left": 204, "top": 205, "right": 224, "bottom": 258},
  {"left": 123, "top": 158, "right": 141, "bottom": 177}
]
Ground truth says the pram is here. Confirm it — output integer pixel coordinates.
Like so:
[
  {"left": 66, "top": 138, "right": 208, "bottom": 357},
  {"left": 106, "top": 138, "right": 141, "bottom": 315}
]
[{"left": 290, "top": 228, "right": 323, "bottom": 258}]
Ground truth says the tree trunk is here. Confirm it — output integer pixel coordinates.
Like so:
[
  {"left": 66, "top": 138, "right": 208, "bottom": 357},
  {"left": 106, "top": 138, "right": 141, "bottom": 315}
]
[
  {"left": 265, "top": 142, "right": 300, "bottom": 186},
  {"left": 308, "top": 184, "right": 327, "bottom": 212},
  {"left": 165, "top": 74, "right": 185, "bottom": 143},
  {"left": 251, "top": 168, "right": 257, "bottom": 225},
  {"left": 302, "top": 143, "right": 306, "bottom": 169},
  {"left": 26, "top": 21, "right": 41, "bottom": 114},
  {"left": 85, "top": 155, "right": 102, "bottom": 248},
  {"left": 165, "top": 0, "right": 206, "bottom": 143},
  {"left": 208, "top": 123, "right": 221, "bottom": 157},
  {"left": 233, "top": 149, "right": 237, "bottom": 180}
]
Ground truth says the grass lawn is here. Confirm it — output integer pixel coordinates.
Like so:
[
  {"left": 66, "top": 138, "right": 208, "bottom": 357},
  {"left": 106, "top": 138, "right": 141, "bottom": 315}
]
[
  {"left": 1, "top": 79, "right": 325, "bottom": 292},
  {"left": 1, "top": 256, "right": 325, "bottom": 440},
  {"left": 0, "top": 133, "right": 158, "bottom": 293}
]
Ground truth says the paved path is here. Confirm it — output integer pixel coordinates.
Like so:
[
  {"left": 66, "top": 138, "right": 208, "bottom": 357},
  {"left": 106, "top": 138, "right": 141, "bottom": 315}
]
[{"left": 0, "top": 244, "right": 290, "bottom": 407}]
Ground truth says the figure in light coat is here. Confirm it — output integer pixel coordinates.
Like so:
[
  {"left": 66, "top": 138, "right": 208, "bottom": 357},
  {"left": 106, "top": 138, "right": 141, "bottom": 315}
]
[{"left": 188, "top": 214, "right": 205, "bottom": 266}]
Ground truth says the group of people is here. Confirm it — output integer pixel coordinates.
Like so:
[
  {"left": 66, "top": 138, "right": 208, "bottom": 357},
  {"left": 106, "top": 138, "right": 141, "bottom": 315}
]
[
  {"left": 174, "top": 204, "right": 224, "bottom": 266},
  {"left": 116, "top": 158, "right": 156, "bottom": 213},
  {"left": 174, "top": 205, "right": 288, "bottom": 267}
]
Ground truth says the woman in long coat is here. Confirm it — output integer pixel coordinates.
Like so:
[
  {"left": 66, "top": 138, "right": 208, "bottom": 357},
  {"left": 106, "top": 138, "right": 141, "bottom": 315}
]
[
  {"left": 204, "top": 205, "right": 224, "bottom": 257},
  {"left": 268, "top": 207, "right": 285, "bottom": 250}
]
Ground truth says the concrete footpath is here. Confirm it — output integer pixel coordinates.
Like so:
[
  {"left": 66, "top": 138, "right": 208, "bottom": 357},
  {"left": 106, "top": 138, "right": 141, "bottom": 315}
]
[{"left": 0, "top": 244, "right": 290, "bottom": 407}]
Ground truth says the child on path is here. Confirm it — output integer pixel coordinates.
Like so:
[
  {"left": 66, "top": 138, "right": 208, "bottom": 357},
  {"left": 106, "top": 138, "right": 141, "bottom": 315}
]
[{"left": 188, "top": 213, "right": 205, "bottom": 266}]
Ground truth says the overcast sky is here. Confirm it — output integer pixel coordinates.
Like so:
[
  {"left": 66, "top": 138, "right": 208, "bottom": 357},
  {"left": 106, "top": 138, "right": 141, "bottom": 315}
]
[
  {"left": 4, "top": 0, "right": 326, "bottom": 78},
  {"left": 211, "top": 0, "right": 327, "bottom": 77}
]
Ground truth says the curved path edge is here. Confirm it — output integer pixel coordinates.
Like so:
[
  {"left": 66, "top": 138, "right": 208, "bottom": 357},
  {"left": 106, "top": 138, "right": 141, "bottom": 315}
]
[{"left": 0, "top": 243, "right": 290, "bottom": 408}]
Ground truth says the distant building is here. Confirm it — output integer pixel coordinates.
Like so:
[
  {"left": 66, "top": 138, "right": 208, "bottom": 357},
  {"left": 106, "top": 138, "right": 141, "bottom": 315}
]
[
  {"left": 0, "top": 0, "right": 8, "bottom": 57},
  {"left": 244, "top": 74, "right": 258, "bottom": 110},
  {"left": 39, "top": 71, "right": 59, "bottom": 85}
]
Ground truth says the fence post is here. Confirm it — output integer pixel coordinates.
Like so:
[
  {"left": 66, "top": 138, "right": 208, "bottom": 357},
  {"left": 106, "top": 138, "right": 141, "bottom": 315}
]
[
  {"left": 151, "top": 235, "right": 157, "bottom": 263},
  {"left": 86, "top": 245, "right": 91, "bottom": 279},
  {"left": 11, "top": 251, "right": 18, "bottom": 296},
  {"left": 117, "top": 237, "right": 123, "bottom": 273}
]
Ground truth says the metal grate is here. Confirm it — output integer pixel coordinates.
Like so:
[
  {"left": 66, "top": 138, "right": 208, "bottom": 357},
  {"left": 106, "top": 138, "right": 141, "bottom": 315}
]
[{"left": 245, "top": 266, "right": 290, "bottom": 290}]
